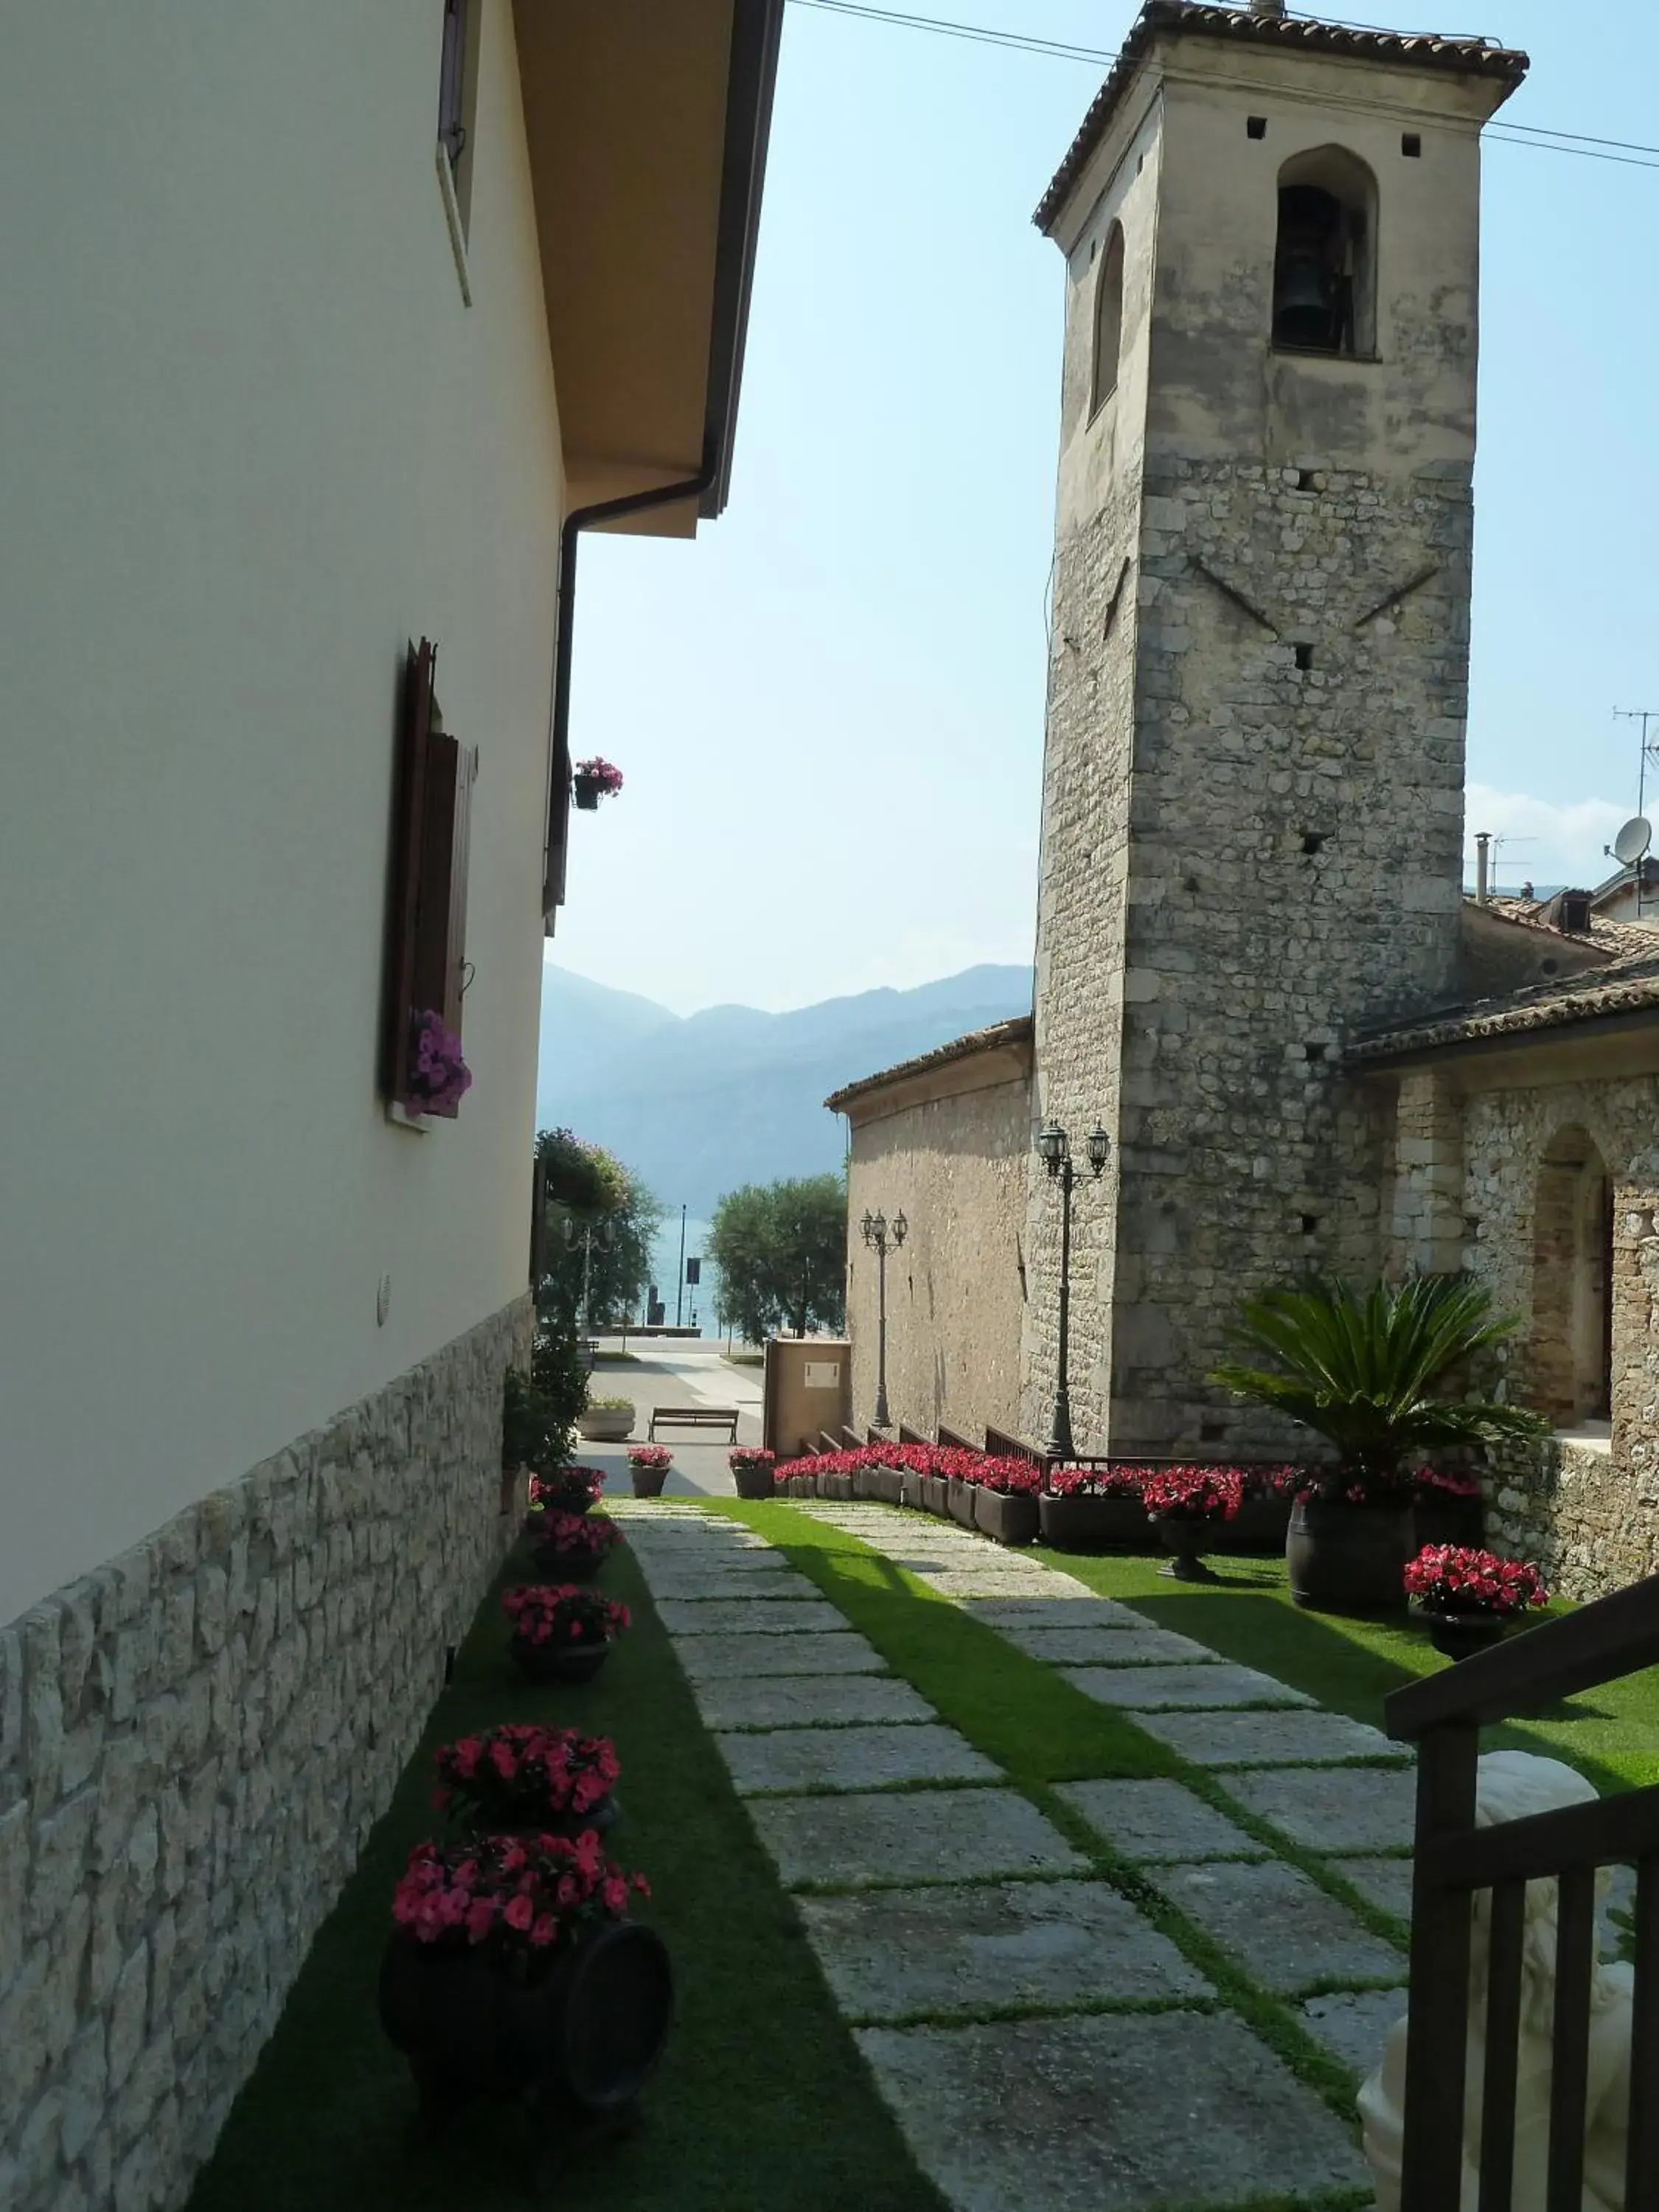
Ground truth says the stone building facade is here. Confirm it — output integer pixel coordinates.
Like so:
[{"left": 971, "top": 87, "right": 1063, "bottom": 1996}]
[
  {"left": 830, "top": 1022, "right": 1034, "bottom": 1444},
  {"left": 830, "top": 6, "right": 1659, "bottom": 1601},
  {"left": 0, "top": 1298, "right": 532, "bottom": 2211}
]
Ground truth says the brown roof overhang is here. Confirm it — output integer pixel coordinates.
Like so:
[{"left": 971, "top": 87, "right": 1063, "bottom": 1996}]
[{"left": 1034, "top": 1, "right": 1528, "bottom": 235}]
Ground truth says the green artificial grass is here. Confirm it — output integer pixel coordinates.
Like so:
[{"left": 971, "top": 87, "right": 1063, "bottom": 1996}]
[
  {"left": 186, "top": 1535, "right": 946, "bottom": 2212},
  {"left": 1019, "top": 1545, "right": 1659, "bottom": 1798}
]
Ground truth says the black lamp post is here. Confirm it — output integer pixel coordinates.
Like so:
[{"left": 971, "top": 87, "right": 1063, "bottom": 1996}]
[
  {"left": 860, "top": 1206, "right": 908, "bottom": 1429},
  {"left": 1036, "top": 1121, "right": 1110, "bottom": 1462}
]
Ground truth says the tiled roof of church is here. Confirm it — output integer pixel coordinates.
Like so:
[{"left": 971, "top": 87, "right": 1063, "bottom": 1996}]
[
  {"left": 1034, "top": 1, "right": 1529, "bottom": 233},
  {"left": 824, "top": 1015, "right": 1034, "bottom": 1113},
  {"left": 1348, "top": 945, "right": 1659, "bottom": 1065}
]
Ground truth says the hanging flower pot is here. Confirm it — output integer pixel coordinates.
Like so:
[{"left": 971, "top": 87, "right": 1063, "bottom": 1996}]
[
  {"left": 406, "top": 1008, "right": 473, "bottom": 1119},
  {"left": 502, "top": 1583, "right": 631, "bottom": 1683},
  {"left": 571, "top": 757, "right": 624, "bottom": 812},
  {"left": 379, "top": 1831, "right": 669, "bottom": 2128}
]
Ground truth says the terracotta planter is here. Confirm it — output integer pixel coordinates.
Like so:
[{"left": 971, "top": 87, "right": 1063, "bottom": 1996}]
[
  {"left": 1413, "top": 1491, "right": 1486, "bottom": 1552},
  {"left": 379, "top": 1919, "right": 672, "bottom": 2124},
  {"left": 947, "top": 1477, "right": 978, "bottom": 1528},
  {"left": 1287, "top": 1497, "right": 1416, "bottom": 1613},
  {"left": 1037, "top": 1494, "right": 1146, "bottom": 1553},
  {"left": 1411, "top": 1604, "right": 1509, "bottom": 1662},
  {"left": 509, "top": 1633, "right": 613, "bottom": 1685},
  {"left": 973, "top": 1489, "right": 1039, "bottom": 1546},
  {"left": 578, "top": 1409, "right": 634, "bottom": 1443},
  {"left": 629, "top": 1468, "right": 668, "bottom": 1499},
  {"left": 732, "top": 1464, "right": 775, "bottom": 1501},
  {"left": 922, "top": 1476, "right": 949, "bottom": 1517}
]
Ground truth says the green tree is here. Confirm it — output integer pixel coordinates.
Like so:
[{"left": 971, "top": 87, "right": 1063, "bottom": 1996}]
[
  {"left": 710, "top": 1175, "right": 846, "bottom": 1343},
  {"left": 534, "top": 1128, "right": 663, "bottom": 1330},
  {"left": 1209, "top": 1273, "right": 1548, "bottom": 1495}
]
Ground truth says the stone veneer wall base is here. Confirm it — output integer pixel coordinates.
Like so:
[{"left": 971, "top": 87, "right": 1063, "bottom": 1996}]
[{"left": 0, "top": 1293, "right": 534, "bottom": 2212}]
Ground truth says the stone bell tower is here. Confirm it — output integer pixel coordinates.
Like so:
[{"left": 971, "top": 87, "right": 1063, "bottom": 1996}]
[{"left": 1021, "top": 1, "right": 1527, "bottom": 1454}]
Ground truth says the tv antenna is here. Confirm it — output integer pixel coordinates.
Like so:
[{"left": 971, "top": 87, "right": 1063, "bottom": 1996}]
[{"left": 1612, "top": 709, "right": 1659, "bottom": 915}]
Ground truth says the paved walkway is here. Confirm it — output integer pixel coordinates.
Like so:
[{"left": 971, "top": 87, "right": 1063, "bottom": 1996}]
[
  {"left": 579, "top": 1346, "right": 764, "bottom": 1497},
  {"left": 616, "top": 1495, "right": 1411, "bottom": 2212}
]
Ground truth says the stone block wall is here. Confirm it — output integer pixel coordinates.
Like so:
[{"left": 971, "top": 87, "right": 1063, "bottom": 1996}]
[{"left": 0, "top": 1294, "right": 532, "bottom": 2212}]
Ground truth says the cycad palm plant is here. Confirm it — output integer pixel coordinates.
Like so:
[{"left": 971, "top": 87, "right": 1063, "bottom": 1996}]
[{"left": 1210, "top": 1274, "right": 1548, "bottom": 1499}]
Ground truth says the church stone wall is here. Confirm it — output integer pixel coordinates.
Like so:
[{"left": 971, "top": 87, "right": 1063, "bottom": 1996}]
[
  {"left": 846, "top": 1071, "right": 1033, "bottom": 1446},
  {"left": 0, "top": 1296, "right": 531, "bottom": 2212}
]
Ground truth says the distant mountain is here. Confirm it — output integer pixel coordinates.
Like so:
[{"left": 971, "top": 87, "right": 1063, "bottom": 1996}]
[{"left": 537, "top": 963, "right": 1033, "bottom": 1216}]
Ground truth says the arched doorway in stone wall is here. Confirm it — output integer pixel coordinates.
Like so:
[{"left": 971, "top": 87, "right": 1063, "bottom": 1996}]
[{"left": 1528, "top": 1125, "right": 1613, "bottom": 1426}]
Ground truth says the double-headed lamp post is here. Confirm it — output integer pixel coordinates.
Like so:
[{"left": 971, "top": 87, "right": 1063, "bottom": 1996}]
[
  {"left": 1036, "top": 1121, "right": 1111, "bottom": 1463},
  {"left": 860, "top": 1207, "right": 907, "bottom": 1430}
]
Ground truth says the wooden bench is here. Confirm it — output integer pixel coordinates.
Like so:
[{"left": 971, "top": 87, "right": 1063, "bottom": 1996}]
[{"left": 647, "top": 1404, "right": 740, "bottom": 1443}]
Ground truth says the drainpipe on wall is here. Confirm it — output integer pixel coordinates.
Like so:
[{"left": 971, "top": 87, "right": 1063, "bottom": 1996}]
[{"left": 1475, "top": 830, "right": 1491, "bottom": 905}]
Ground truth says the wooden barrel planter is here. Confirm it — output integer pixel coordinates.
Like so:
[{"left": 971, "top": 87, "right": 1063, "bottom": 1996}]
[
  {"left": 1287, "top": 1498, "right": 1416, "bottom": 1613},
  {"left": 509, "top": 1633, "right": 615, "bottom": 1686},
  {"left": 1037, "top": 1495, "right": 1146, "bottom": 1553},
  {"left": 973, "top": 1489, "right": 1039, "bottom": 1547},
  {"left": 379, "top": 1920, "right": 672, "bottom": 2127}
]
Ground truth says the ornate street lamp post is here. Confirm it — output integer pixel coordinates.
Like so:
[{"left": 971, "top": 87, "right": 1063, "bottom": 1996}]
[
  {"left": 860, "top": 1207, "right": 908, "bottom": 1430},
  {"left": 1035, "top": 1121, "right": 1111, "bottom": 1462}
]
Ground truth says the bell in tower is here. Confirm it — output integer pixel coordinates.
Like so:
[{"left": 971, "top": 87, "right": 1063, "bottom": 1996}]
[{"left": 1272, "top": 183, "right": 1352, "bottom": 353}]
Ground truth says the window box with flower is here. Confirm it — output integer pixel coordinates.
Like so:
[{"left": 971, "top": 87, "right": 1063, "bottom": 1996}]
[
  {"left": 571, "top": 757, "right": 624, "bottom": 810},
  {"left": 502, "top": 1582, "right": 630, "bottom": 1683},
  {"left": 971, "top": 1458, "right": 1043, "bottom": 1546},
  {"left": 1039, "top": 1466, "right": 1150, "bottom": 1552},
  {"left": 378, "top": 1828, "right": 668, "bottom": 2129}
]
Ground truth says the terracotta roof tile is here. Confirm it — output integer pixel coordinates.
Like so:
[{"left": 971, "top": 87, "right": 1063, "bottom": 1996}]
[
  {"left": 1348, "top": 950, "right": 1659, "bottom": 1065},
  {"left": 825, "top": 1015, "right": 1034, "bottom": 1113},
  {"left": 1034, "top": 2, "right": 1528, "bottom": 234}
]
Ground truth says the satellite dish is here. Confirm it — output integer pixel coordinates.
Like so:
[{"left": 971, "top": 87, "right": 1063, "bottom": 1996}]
[{"left": 1613, "top": 816, "right": 1653, "bottom": 866}]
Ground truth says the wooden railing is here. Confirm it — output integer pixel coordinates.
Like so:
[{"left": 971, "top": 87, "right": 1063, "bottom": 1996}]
[
  {"left": 897, "top": 1423, "right": 928, "bottom": 1446},
  {"left": 983, "top": 1426, "right": 1043, "bottom": 1464},
  {"left": 1385, "top": 1571, "right": 1659, "bottom": 2208},
  {"left": 936, "top": 1424, "right": 978, "bottom": 1452}
]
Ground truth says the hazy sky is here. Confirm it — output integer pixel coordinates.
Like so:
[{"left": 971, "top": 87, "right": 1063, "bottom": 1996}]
[{"left": 549, "top": 0, "right": 1659, "bottom": 1017}]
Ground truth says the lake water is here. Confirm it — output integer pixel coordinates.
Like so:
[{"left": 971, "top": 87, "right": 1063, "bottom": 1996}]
[{"left": 644, "top": 1214, "right": 723, "bottom": 1335}]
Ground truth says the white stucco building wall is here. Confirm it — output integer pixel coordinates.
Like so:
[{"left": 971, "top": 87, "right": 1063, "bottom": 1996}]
[{"left": 0, "top": 0, "right": 560, "bottom": 1628}]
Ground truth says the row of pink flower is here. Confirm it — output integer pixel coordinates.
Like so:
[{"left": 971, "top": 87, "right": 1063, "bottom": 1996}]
[
  {"left": 433, "top": 1722, "right": 619, "bottom": 1820},
  {"left": 524, "top": 1507, "right": 627, "bottom": 1560},
  {"left": 529, "top": 1467, "right": 607, "bottom": 1509},
  {"left": 502, "top": 1582, "right": 630, "bottom": 1648},
  {"left": 778, "top": 1441, "right": 1043, "bottom": 1492}
]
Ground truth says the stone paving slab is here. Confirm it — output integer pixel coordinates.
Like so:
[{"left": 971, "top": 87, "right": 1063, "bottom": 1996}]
[
  {"left": 1301, "top": 1989, "right": 1405, "bottom": 2077},
  {"left": 1063, "top": 1662, "right": 1314, "bottom": 1711},
  {"left": 960, "top": 1596, "right": 1147, "bottom": 1630},
  {"left": 671, "top": 1630, "right": 886, "bottom": 1680},
  {"left": 1130, "top": 1706, "right": 1411, "bottom": 1767},
  {"left": 855, "top": 2009, "right": 1371, "bottom": 2211},
  {"left": 1161, "top": 1859, "right": 1405, "bottom": 1994},
  {"left": 691, "top": 1673, "right": 937, "bottom": 1732},
  {"left": 656, "top": 1597, "right": 847, "bottom": 1637},
  {"left": 1003, "top": 1624, "right": 1219, "bottom": 1667},
  {"left": 799, "top": 1877, "right": 1210, "bottom": 2021},
  {"left": 1328, "top": 1854, "right": 1414, "bottom": 1919},
  {"left": 645, "top": 1569, "right": 822, "bottom": 1602},
  {"left": 747, "top": 1787, "right": 1085, "bottom": 1890},
  {"left": 919, "top": 1568, "right": 1087, "bottom": 1599},
  {"left": 715, "top": 1722, "right": 998, "bottom": 1796},
  {"left": 1057, "top": 1778, "right": 1270, "bottom": 1864},
  {"left": 1224, "top": 1764, "right": 1418, "bottom": 1853}
]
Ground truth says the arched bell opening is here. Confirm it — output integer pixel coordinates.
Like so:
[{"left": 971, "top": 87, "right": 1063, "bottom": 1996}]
[
  {"left": 1272, "top": 146, "right": 1377, "bottom": 358},
  {"left": 1091, "top": 221, "right": 1126, "bottom": 416}
]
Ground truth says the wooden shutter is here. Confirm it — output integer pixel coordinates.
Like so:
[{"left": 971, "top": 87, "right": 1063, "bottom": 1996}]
[
  {"left": 543, "top": 705, "right": 570, "bottom": 925},
  {"left": 444, "top": 742, "right": 478, "bottom": 1035},
  {"left": 411, "top": 729, "right": 459, "bottom": 1028},
  {"left": 382, "top": 639, "right": 437, "bottom": 1106}
]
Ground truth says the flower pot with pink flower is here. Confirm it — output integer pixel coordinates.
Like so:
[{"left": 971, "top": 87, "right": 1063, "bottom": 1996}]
[
  {"left": 626, "top": 1444, "right": 672, "bottom": 1499},
  {"left": 434, "top": 1722, "right": 622, "bottom": 1841},
  {"left": 728, "top": 1447, "right": 775, "bottom": 1500},
  {"left": 379, "top": 1829, "right": 669, "bottom": 2131},
  {"left": 406, "top": 1008, "right": 473, "bottom": 1119},
  {"left": 504, "top": 1583, "right": 630, "bottom": 1683},
  {"left": 571, "top": 757, "right": 624, "bottom": 811},
  {"left": 529, "top": 1467, "right": 606, "bottom": 1517},
  {"left": 1143, "top": 1466, "right": 1243, "bottom": 1583},
  {"left": 971, "top": 1458, "right": 1042, "bottom": 1546},
  {"left": 1404, "top": 1544, "right": 1548, "bottom": 1660},
  {"left": 525, "top": 1508, "right": 625, "bottom": 1582}
]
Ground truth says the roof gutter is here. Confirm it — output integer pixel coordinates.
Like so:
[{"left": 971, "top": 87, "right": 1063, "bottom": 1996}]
[{"left": 542, "top": 0, "right": 784, "bottom": 928}]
